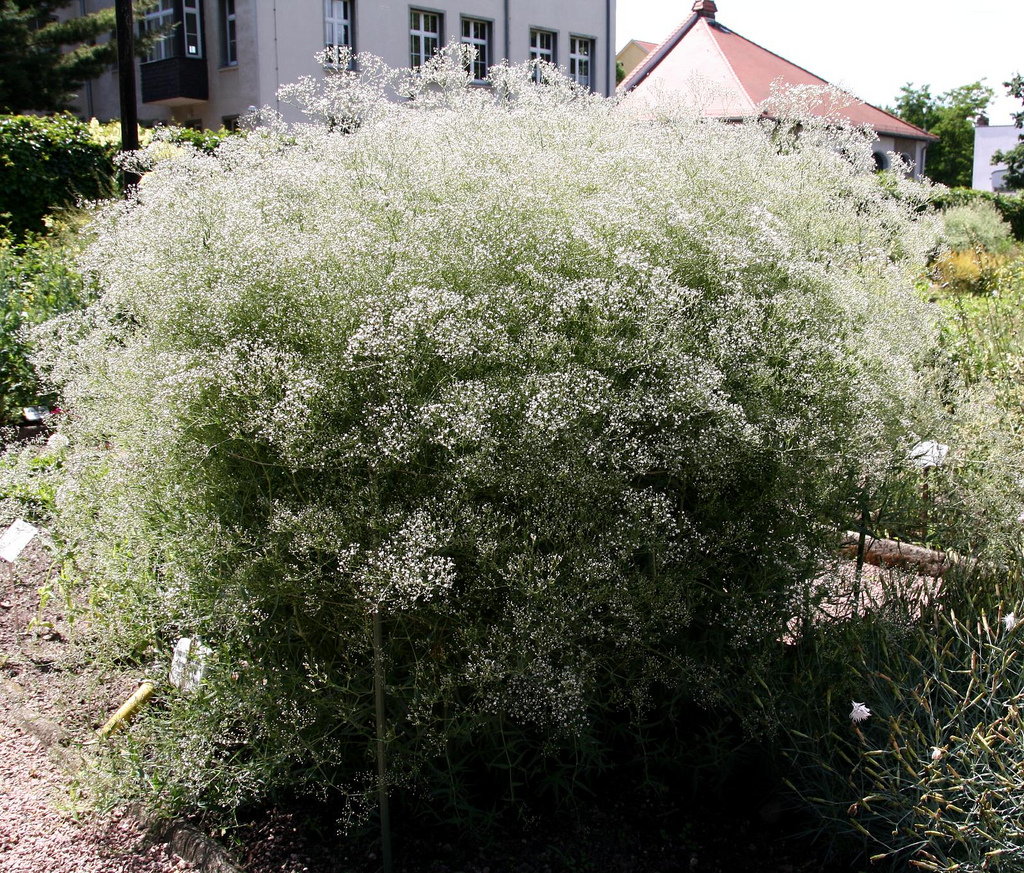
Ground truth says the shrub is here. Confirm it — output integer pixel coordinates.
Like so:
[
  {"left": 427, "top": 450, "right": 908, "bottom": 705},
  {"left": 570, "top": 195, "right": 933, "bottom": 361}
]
[
  {"left": 932, "top": 188, "right": 1024, "bottom": 243},
  {"left": 87, "top": 119, "right": 235, "bottom": 155},
  {"left": 940, "top": 201, "right": 1014, "bottom": 254},
  {"left": 38, "top": 51, "right": 944, "bottom": 819},
  {"left": 0, "top": 114, "right": 116, "bottom": 238}
]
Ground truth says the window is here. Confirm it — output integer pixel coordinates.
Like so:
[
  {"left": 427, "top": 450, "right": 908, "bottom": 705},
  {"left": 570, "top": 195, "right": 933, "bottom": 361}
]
[
  {"left": 568, "top": 36, "right": 593, "bottom": 89},
  {"left": 410, "top": 9, "right": 441, "bottom": 69},
  {"left": 142, "top": 0, "right": 175, "bottom": 63},
  {"left": 529, "top": 28, "right": 555, "bottom": 82},
  {"left": 324, "top": 0, "right": 353, "bottom": 54},
  {"left": 461, "top": 17, "right": 490, "bottom": 83},
  {"left": 183, "top": 0, "right": 202, "bottom": 58},
  {"left": 220, "top": 0, "right": 238, "bottom": 67}
]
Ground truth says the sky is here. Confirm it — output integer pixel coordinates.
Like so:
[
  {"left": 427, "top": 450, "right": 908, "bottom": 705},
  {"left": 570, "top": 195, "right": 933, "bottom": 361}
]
[{"left": 617, "top": 0, "right": 1024, "bottom": 125}]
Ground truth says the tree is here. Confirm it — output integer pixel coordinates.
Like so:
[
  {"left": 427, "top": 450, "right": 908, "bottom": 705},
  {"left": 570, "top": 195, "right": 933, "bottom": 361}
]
[
  {"left": 992, "top": 73, "right": 1024, "bottom": 190},
  {"left": 890, "top": 81, "right": 994, "bottom": 187},
  {"left": 0, "top": 1, "right": 160, "bottom": 114}
]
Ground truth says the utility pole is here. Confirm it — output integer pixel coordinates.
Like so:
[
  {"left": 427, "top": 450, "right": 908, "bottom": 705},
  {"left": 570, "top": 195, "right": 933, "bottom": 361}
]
[{"left": 115, "top": 0, "right": 140, "bottom": 191}]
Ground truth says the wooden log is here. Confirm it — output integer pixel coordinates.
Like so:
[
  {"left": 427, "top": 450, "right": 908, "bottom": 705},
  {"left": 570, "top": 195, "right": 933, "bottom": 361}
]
[{"left": 840, "top": 532, "right": 951, "bottom": 578}]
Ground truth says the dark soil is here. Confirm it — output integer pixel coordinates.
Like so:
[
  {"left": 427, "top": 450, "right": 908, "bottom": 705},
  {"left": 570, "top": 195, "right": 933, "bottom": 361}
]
[{"left": 222, "top": 791, "right": 855, "bottom": 873}]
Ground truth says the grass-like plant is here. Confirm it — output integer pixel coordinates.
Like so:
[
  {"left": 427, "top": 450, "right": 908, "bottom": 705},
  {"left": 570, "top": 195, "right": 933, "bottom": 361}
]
[
  {"left": 785, "top": 569, "right": 1024, "bottom": 872},
  {"left": 35, "top": 48, "right": 947, "bottom": 820}
]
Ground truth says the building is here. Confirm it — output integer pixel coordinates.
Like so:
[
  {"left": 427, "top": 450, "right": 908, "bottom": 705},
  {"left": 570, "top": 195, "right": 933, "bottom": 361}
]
[
  {"left": 973, "top": 119, "right": 1019, "bottom": 192},
  {"left": 67, "top": 0, "right": 617, "bottom": 130},
  {"left": 618, "top": 0, "right": 936, "bottom": 179},
  {"left": 615, "top": 39, "right": 656, "bottom": 82}
]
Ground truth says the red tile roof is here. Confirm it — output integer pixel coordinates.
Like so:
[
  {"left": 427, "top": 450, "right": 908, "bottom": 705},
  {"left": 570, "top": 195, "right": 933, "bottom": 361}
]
[{"left": 619, "top": 12, "right": 936, "bottom": 143}]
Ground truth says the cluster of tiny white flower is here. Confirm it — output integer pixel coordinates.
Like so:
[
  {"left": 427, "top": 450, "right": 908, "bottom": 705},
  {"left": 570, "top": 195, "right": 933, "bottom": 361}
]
[{"left": 37, "top": 45, "right": 949, "bottom": 810}]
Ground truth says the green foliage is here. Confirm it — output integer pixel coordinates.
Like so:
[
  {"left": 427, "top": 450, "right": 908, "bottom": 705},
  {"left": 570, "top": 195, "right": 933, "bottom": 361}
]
[
  {"left": 935, "top": 254, "right": 1024, "bottom": 426},
  {"left": 992, "top": 73, "right": 1024, "bottom": 192},
  {"left": 0, "top": 114, "right": 115, "bottom": 239},
  {"left": 85, "top": 119, "right": 237, "bottom": 155},
  {"left": 940, "top": 201, "right": 1015, "bottom": 254},
  {"left": 0, "top": 0, "right": 165, "bottom": 113},
  {"left": 932, "top": 188, "right": 1024, "bottom": 242},
  {"left": 891, "top": 82, "right": 994, "bottom": 187},
  {"left": 163, "top": 125, "right": 235, "bottom": 154},
  {"left": 0, "top": 435, "right": 66, "bottom": 526},
  {"left": 0, "top": 232, "right": 91, "bottom": 424},
  {"left": 40, "top": 50, "right": 945, "bottom": 820}
]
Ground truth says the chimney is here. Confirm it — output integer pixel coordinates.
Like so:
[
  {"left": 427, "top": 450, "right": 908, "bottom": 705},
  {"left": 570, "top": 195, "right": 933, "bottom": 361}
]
[{"left": 692, "top": 0, "right": 717, "bottom": 18}]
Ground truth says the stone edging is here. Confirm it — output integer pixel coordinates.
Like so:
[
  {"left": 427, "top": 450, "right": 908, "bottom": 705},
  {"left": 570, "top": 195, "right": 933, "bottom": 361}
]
[{"left": 0, "top": 676, "right": 243, "bottom": 873}]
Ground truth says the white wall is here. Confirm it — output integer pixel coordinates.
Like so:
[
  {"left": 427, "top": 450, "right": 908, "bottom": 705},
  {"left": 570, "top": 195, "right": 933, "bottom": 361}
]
[
  {"left": 973, "top": 124, "right": 1020, "bottom": 192},
  {"left": 873, "top": 135, "right": 929, "bottom": 180}
]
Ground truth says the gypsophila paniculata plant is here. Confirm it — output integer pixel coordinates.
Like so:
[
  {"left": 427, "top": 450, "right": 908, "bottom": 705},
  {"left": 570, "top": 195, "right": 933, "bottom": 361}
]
[{"left": 35, "top": 46, "right": 947, "bottom": 819}]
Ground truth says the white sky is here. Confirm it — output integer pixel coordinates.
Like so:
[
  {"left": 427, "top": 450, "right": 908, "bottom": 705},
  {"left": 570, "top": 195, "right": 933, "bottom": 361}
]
[{"left": 617, "top": 1, "right": 1023, "bottom": 126}]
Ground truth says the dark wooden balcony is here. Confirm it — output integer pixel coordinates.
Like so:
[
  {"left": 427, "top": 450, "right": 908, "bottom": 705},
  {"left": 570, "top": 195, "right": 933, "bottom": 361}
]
[{"left": 141, "top": 55, "right": 209, "bottom": 106}]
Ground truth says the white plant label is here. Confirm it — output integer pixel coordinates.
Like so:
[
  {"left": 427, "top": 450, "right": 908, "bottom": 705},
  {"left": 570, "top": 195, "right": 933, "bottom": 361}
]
[
  {"left": 169, "top": 636, "right": 211, "bottom": 692},
  {"left": 0, "top": 519, "right": 38, "bottom": 563},
  {"left": 909, "top": 440, "right": 949, "bottom": 469},
  {"left": 22, "top": 406, "right": 49, "bottom": 422}
]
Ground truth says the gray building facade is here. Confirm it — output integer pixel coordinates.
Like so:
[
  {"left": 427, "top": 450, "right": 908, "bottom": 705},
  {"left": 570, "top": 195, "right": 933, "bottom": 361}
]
[{"left": 68, "top": 1, "right": 616, "bottom": 129}]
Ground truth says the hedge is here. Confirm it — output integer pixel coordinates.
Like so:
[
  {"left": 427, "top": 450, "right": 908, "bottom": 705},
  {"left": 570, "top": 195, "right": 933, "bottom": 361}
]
[{"left": 0, "top": 114, "right": 116, "bottom": 239}]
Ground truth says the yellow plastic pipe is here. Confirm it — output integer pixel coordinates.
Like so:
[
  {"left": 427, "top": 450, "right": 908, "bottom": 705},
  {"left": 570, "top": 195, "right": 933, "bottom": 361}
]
[{"left": 96, "top": 680, "right": 155, "bottom": 740}]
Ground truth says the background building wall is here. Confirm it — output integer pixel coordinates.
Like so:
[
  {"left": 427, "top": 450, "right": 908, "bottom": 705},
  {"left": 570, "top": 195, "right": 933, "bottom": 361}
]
[
  {"left": 65, "top": 0, "right": 616, "bottom": 130},
  {"left": 973, "top": 124, "right": 1019, "bottom": 192}
]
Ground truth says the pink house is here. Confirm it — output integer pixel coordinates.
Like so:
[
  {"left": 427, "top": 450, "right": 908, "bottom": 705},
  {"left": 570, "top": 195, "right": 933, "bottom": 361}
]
[{"left": 619, "top": 0, "right": 936, "bottom": 178}]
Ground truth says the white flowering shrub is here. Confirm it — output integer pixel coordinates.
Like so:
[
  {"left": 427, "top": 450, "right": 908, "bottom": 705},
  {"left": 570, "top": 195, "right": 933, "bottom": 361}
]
[{"left": 38, "top": 51, "right": 945, "bottom": 815}]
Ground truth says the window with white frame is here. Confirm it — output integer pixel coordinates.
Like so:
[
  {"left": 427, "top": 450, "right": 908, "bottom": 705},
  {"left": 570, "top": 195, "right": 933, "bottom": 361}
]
[
  {"left": 142, "top": 0, "right": 175, "bottom": 63},
  {"left": 325, "top": 0, "right": 353, "bottom": 56},
  {"left": 461, "top": 17, "right": 490, "bottom": 82},
  {"left": 220, "top": 0, "right": 238, "bottom": 67},
  {"left": 568, "top": 36, "right": 593, "bottom": 89},
  {"left": 529, "top": 28, "right": 555, "bottom": 82},
  {"left": 410, "top": 9, "right": 441, "bottom": 69},
  {"left": 183, "top": 0, "right": 202, "bottom": 58}
]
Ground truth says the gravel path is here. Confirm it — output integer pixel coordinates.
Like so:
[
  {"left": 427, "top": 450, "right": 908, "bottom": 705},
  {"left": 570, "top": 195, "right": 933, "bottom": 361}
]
[
  {"left": 1, "top": 536, "right": 197, "bottom": 873},
  {"left": 0, "top": 710, "right": 195, "bottom": 872}
]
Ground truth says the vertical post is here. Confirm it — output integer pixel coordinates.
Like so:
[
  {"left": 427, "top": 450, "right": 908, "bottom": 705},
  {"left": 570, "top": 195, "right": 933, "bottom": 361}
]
[
  {"left": 115, "top": 0, "right": 140, "bottom": 192},
  {"left": 372, "top": 608, "right": 392, "bottom": 873},
  {"left": 921, "top": 467, "right": 930, "bottom": 544},
  {"left": 853, "top": 505, "right": 868, "bottom": 618}
]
